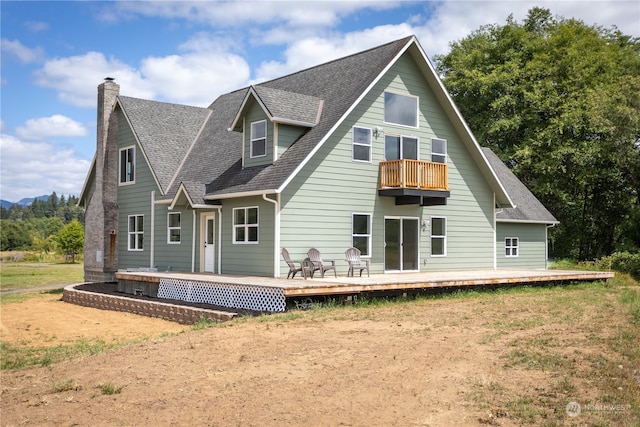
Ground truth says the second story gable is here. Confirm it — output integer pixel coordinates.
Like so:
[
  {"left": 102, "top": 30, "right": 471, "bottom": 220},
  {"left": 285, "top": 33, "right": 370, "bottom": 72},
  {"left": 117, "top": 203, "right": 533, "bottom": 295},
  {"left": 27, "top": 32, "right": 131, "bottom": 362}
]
[{"left": 229, "top": 86, "right": 323, "bottom": 167}]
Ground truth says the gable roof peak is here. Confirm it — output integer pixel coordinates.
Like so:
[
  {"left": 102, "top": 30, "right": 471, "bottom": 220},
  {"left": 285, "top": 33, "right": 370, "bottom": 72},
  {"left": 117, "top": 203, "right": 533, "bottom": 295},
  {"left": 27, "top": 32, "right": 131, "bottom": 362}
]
[{"left": 258, "top": 35, "right": 415, "bottom": 87}]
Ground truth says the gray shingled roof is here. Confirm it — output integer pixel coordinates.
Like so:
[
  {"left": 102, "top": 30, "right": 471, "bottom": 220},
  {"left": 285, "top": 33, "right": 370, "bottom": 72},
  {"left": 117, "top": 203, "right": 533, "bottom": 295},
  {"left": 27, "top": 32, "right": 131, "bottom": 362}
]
[
  {"left": 252, "top": 86, "right": 323, "bottom": 126},
  {"left": 120, "top": 36, "right": 528, "bottom": 216},
  {"left": 197, "top": 36, "right": 412, "bottom": 198},
  {"left": 118, "top": 96, "right": 210, "bottom": 193},
  {"left": 483, "top": 148, "right": 558, "bottom": 224},
  {"left": 142, "top": 36, "right": 414, "bottom": 203}
]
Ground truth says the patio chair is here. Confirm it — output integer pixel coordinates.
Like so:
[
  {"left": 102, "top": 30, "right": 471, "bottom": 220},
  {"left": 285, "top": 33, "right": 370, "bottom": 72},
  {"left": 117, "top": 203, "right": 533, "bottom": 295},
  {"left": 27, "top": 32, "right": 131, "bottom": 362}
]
[
  {"left": 345, "top": 247, "right": 370, "bottom": 277},
  {"left": 307, "top": 248, "right": 337, "bottom": 278},
  {"left": 282, "top": 248, "right": 308, "bottom": 279}
]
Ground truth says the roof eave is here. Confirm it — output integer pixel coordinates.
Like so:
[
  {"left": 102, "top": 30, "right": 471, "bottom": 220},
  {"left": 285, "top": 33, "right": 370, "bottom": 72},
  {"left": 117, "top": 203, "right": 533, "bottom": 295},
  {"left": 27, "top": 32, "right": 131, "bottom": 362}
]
[
  {"left": 497, "top": 218, "right": 560, "bottom": 225},
  {"left": 169, "top": 183, "right": 195, "bottom": 210},
  {"left": 229, "top": 86, "right": 269, "bottom": 132},
  {"left": 204, "top": 189, "right": 279, "bottom": 200},
  {"left": 272, "top": 117, "right": 317, "bottom": 127},
  {"left": 117, "top": 98, "right": 165, "bottom": 194},
  {"left": 408, "top": 41, "right": 515, "bottom": 209},
  {"left": 78, "top": 154, "right": 97, "bottom": 207}
]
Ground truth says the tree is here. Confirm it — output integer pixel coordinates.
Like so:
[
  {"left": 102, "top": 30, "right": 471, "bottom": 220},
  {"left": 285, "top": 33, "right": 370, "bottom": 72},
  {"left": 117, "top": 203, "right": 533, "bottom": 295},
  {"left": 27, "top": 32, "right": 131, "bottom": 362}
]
[
  {"left": 435, "top": 7, "right": 640, "bottom": 259},
  {"left": 0, "top": 220, "right": 33, "bottom": 251},
  {"left": 56, "top": 219, "right": 84, "bottom": 263}
]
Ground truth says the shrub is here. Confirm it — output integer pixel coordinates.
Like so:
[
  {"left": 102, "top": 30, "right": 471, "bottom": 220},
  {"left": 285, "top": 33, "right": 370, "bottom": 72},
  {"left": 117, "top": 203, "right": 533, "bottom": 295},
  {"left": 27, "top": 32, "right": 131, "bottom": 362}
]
[{"left": 595, "top": 252, "right": 640, "bottom": 281}]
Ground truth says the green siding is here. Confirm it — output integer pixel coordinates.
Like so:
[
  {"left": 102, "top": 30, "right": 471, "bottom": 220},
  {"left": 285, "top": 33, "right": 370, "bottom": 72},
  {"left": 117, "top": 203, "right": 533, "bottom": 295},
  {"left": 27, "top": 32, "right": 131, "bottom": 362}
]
[
  {"left": 116, "top": 109, "right": 155, "bottom": 270},
  {"left": 496, "top": 222, "right": 548, "bottom": 269},
  {"left": 116, "top": 109, "right": 194, "bottom": 272},
  {"left": 243, "top": 101, "right": 274, "bottom": 168},
  {"left": 218, "top": 196, "right": 276, "bottom": 276},
  {"left": 277, "top": 123, "right": 305, "bottom": 157},
  {"left": 153, "top": 206, "right": 194, "bottom": 272},
  {"left": 279, "top": 52, "right": 495, "bottom": 276}
]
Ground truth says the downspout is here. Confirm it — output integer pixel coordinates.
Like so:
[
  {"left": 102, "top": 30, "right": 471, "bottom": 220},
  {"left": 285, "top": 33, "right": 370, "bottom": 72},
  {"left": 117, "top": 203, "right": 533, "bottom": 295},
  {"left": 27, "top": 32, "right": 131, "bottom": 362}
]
[
  {"left": 262, "top": 193, "right": 280, "bottom": 278},
  {"left": 150, "top": 191, "right": 155, "bottom": 269},
  {"left": 493, "top": 193, "right": 497, "bottom": 270},
  {"left": 191, "top": 210, "right": 196, "bottom": 272},
  {"left": 545, "top": 223, "right": 557, "bottom": 270},
  {"left": 217, "top": 207, "right": 222, "bottom": 274}
]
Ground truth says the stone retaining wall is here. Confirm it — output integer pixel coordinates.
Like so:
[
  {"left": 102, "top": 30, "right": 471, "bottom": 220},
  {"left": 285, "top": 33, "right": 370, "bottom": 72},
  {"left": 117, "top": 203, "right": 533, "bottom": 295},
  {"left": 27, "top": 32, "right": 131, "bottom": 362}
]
[{"left": 62, "top": 284, "right": 237, "bottom": 324}]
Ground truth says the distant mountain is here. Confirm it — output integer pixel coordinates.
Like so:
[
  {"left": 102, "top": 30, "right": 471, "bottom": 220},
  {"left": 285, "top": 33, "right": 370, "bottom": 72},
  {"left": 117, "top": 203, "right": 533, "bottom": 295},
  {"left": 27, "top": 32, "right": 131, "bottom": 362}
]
[{"left": 1, "top": 195, "right": 49, "bottom": 209}]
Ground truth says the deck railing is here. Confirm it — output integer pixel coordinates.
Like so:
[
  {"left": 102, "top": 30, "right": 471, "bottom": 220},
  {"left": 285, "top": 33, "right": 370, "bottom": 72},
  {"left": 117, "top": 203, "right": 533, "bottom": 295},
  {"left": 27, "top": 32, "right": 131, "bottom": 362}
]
[{"left": 379, "top": 159, "right": 449, "bottom": 191}]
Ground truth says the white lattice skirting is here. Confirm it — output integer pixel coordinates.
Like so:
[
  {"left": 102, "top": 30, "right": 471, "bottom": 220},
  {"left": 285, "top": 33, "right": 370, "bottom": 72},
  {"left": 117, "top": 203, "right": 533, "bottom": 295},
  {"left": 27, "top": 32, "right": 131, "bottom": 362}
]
[{"left": 157, "top": 278, "right": 286, "bottom": 312}]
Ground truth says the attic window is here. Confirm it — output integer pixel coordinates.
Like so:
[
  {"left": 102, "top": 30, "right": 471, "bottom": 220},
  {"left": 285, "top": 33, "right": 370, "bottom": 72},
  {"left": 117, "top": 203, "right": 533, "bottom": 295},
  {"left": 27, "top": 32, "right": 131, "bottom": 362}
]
[
  {"left": 384, "top": 92, "right": 418, "bottom": 128},
  {"left": 250, "top": 120, "right": 267, "bottom": 158}
]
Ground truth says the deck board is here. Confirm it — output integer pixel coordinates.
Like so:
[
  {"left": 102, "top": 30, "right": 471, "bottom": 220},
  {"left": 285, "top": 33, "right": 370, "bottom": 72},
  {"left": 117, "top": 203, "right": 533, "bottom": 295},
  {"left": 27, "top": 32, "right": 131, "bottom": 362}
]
[{"left": 116, "top": 269, "right": 614, "bottom": 297}]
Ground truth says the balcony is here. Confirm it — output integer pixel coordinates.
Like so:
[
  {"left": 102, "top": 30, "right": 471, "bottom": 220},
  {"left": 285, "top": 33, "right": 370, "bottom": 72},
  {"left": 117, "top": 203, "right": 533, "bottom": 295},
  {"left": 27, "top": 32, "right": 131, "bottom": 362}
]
[{"left": 378, "top": 159, "right": 450, "bottom": 206}]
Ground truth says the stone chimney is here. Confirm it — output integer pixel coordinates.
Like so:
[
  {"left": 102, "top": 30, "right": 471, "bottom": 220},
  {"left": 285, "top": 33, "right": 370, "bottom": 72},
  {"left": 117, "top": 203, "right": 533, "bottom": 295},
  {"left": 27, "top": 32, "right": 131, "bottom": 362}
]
[{"left": 84, "top": 78, "right": 120, "bottom": 282}]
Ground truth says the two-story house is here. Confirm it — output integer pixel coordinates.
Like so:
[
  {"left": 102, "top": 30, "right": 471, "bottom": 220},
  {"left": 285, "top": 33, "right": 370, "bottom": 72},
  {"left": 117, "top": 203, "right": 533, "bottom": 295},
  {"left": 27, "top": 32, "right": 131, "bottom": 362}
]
[{"left": 80, "top": 35, "right": 557, "bottom": 282}]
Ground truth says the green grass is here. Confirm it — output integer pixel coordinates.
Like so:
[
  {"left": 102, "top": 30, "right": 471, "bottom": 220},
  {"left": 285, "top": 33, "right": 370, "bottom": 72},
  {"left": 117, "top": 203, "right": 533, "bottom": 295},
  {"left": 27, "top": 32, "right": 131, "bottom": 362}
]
[
  {"left": 0, "top": 288, "right": 63, "bottom": 305},
  {"left": 0, "top": 261, "right": 84, "bottom": 292},
  {"left": 98, "top": 383, "right": 123, "bottom": 395},
  {"left": 1, "top": 339, "right": 117, "bottom": 370}
]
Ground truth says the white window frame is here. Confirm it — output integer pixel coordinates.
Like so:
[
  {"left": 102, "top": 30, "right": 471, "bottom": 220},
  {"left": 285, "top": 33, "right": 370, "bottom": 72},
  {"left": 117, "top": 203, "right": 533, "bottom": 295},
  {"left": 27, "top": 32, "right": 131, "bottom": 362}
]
[
  {"left": 250, "top": 120, "right": 267, "bottom": 158},
  {"left": 383, "top": 91, "right": 419, "bottom": 128},
  {"left": 233, "top": 206, "right": 259, "bottom": 244},
  {"left": 167, "top": 212, "right": 181, "bottom": 244},
  {"left": 352, "top": 127, "right": 372, "bottom": 163},
  {"left": 128, "top": 214, "right": 144, "bottom": 251},
  {"left": 430, "top": 216, "right": 447, "bottom": 257},
  {"left": 384, "top": 135, "right": 419, "bottom": 161},
  {"left": 431, "top": 138, "right": 447, "bottom": 163},
  {"left": 505, "top": 237, "right": 519, "bottom": 257},
  {"left": 352, "top": 213, "right": 372, "bottom": 256},
  {"left": 119, "top": 146, "right": 135, "bottom": 185}
]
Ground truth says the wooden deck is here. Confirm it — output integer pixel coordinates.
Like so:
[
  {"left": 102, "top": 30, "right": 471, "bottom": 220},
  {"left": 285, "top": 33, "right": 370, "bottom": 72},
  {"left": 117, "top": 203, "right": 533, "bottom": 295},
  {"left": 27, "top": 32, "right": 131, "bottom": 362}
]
[{"left": 117, "top": 269, "right": 613, "bottom": 300}]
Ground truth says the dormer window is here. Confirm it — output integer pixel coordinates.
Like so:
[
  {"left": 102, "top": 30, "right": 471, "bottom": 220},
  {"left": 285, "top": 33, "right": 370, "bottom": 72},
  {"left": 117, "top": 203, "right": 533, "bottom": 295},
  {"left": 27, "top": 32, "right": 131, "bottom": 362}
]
[{"left": 250, "top": 120, "right": 267, "bottom": 158}]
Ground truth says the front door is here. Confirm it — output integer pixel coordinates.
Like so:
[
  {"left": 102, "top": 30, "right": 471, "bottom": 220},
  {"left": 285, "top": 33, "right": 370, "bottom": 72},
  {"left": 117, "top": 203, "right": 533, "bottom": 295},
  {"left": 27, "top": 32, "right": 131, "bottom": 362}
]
[
  {"left": 384, "top": 217, "right": 419, "bottom": 272},
  {"left": 203, "top": 214, "right": 215, "bottom": 272}
]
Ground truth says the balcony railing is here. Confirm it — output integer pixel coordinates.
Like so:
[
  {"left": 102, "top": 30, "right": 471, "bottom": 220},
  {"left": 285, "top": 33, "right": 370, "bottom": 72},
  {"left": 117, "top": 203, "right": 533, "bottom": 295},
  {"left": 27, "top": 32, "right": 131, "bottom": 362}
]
[{"left": 379, "top": 159, "right": 449, "bottom": 191}]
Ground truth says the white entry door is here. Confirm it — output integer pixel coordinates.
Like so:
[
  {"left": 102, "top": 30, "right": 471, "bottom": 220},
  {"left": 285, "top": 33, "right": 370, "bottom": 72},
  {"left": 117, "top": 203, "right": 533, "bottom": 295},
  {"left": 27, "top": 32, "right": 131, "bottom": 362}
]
[{"left": 203, "top": 214, "right": 215, "bottom": 272}]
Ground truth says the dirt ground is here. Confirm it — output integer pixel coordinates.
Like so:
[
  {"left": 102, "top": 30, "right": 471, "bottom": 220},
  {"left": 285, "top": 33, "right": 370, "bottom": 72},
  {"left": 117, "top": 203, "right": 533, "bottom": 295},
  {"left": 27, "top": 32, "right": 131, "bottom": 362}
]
[{"left": 1, "top": 288, "right": 638, "bottom": 426}]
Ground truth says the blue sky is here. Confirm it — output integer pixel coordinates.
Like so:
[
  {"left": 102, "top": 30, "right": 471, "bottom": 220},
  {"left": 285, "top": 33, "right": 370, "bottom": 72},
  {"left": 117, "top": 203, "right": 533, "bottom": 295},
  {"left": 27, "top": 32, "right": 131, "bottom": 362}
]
[{"left": 1, "top": 1, "right": 638, "bottom": 203}]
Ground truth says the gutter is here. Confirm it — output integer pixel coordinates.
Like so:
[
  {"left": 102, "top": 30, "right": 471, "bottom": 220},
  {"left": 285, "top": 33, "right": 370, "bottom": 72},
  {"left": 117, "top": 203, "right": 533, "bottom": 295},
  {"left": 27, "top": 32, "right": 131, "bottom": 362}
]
[{"left": 205, "top": 189, "right": 279, "bottom": 201}]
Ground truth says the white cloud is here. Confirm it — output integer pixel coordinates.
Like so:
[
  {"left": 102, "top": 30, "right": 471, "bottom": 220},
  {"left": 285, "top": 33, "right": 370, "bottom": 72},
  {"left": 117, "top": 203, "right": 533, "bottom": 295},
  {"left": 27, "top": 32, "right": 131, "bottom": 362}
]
[
  {"left": 15, "top": 115, "right": 88, "bottom": 141},
  {"left": 106, "top": 0, "right": 399, "bottom": 28},
  {"left": 0, "top": 133, "right": 90, "bottom": 202},
  {"left": 141, "top": 33, "right": 250, "bottom": 106},
  {"left": 253, "top": 24, "right": 416, "bottom": 83},
  {"left": 33, "top": 35, "right": 251, "bottom": 108},
  {"left": 34, "top": 52, "right": 155, "bottom": 108},
  {"left": 1, "top": 38, "right": 44, "bottom": 64},
  {"left": 414, "top": 1, "right": 640, "bottom": 58},
  {"left": 32, "top": 1, "right": 639, "bottom": 110}
]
